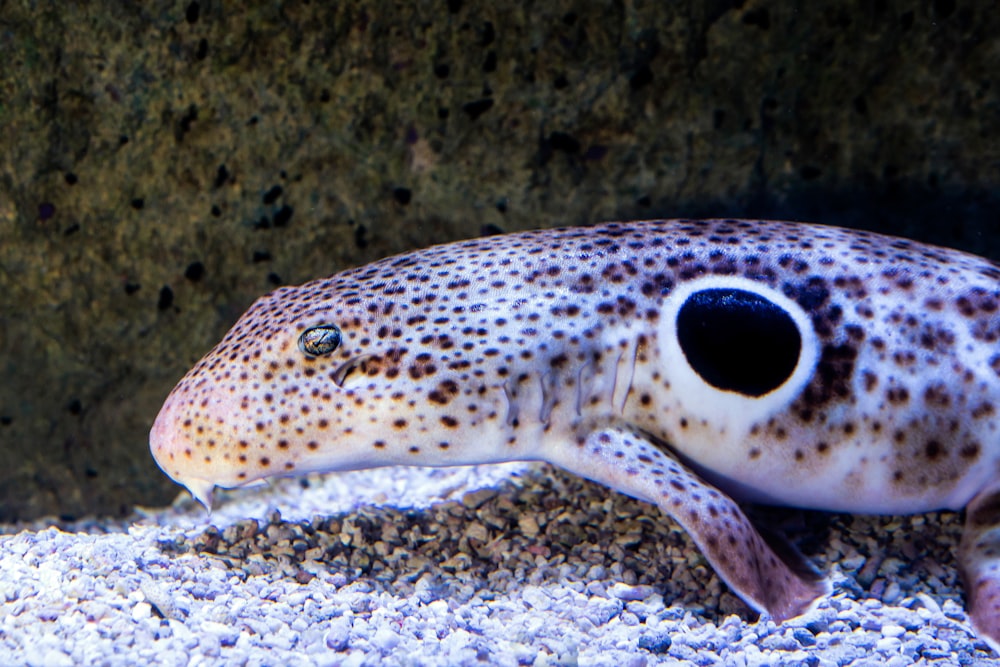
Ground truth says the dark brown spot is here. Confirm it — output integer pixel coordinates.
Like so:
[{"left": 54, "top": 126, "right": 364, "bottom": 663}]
[
  {"left": 924, "top": 440, "right": 943, "bottom": 461},
  {"left": 972, "top": 402, "right": 995, "bottom": 419},
  {"left": 428, "top": 379, "right": 460, "bottom": 405},
  {"left": 886, "top": 386, "right": 910, "bottom": 405},
  {"left": 961, "top": 443, "right": 981, "bottom": 460}
]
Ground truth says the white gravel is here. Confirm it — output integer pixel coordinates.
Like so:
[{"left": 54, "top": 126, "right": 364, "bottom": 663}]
[{"left": 1, "top": 463, "right": 998, "bottom": 666}]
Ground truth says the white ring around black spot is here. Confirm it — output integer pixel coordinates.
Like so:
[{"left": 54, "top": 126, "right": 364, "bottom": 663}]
[{"left": 657, "top": 275, "right": 819, "bottom": 432}]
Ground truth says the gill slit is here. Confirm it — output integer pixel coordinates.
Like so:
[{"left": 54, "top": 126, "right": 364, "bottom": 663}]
[
  {"left": 575, "top": 360, "right": 594, "bottom": 417},
  {"left": 612, "top": 340, "right": 638, "bottom": 415},
  {"left": 539, "top": 370, "right": 557, "bottom": 425},
  {"left": 503, "top": 378, "right": 520, "bottom": 426}
]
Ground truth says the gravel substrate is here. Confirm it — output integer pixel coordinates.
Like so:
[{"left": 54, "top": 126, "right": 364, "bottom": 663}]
[{"left": 1, "top": 463, "right": 998, "bottom": 666}]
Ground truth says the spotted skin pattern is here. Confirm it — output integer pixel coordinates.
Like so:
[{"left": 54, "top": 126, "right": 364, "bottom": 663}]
[{"left": 151, "top": 219, "right": 1000, "bottom": 649}]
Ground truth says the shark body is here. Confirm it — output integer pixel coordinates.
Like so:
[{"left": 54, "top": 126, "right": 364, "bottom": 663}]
[{"left": 150, "top": 219, "right": 1000, "bottom": 649}]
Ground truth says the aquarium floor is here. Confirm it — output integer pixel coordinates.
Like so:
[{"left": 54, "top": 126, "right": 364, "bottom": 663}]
[{"left": 0, "top": 463, "right": 996, "bottom": 666}]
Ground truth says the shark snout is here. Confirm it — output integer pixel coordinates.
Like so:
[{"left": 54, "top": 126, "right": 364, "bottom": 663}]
[{"left": 149, "top": 392, "right": 217, "bottom": 509}]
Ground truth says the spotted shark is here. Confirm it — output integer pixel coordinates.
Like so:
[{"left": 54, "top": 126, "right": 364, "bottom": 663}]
[{"left": 150, "top": 219, "right": 1000, "bottom": 650}]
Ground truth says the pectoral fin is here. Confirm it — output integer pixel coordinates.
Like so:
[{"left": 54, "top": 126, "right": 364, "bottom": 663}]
[
  {"left": 958, "top": 485, "right": 1000, "bottom": 653},
  {"left": 544, "top": 424, "right": 828, "bottom": 621}
]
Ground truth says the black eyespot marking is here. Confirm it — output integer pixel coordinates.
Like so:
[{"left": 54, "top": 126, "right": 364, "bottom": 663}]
[
  {"left": 299, "top": 325, "right": 342, "bottom": 357},
  {"left": 676, "top": 288, "right": 802, "bottom": 396}
]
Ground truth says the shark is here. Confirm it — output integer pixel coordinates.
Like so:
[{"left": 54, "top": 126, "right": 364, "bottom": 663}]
[{"left": 150, "top": 219, "right": 1000, "bottom": 650}]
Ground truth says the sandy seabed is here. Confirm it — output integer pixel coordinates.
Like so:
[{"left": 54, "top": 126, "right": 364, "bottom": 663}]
[{"left": 0, "top": 462, "right": 996, "bottom": 666}]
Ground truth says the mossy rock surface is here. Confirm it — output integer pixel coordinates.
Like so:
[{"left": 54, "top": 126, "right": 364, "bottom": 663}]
[{"left": 1, "top": 0, "right": 998, "bottom": 521}]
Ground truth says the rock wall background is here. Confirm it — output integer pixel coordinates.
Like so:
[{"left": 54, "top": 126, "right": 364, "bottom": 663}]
[{"left": 1, "top": 0, "right": 998, "bottom": 521}]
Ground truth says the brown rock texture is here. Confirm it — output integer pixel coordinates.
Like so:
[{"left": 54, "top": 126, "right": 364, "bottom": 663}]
[{"left": 0, "top": 0, "right": 997, "bottom": 520}]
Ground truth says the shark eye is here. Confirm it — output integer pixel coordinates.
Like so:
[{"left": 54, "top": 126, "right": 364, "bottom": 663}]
[{"left": 299, "top": 325, "right": 342, "bottom": 357}]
